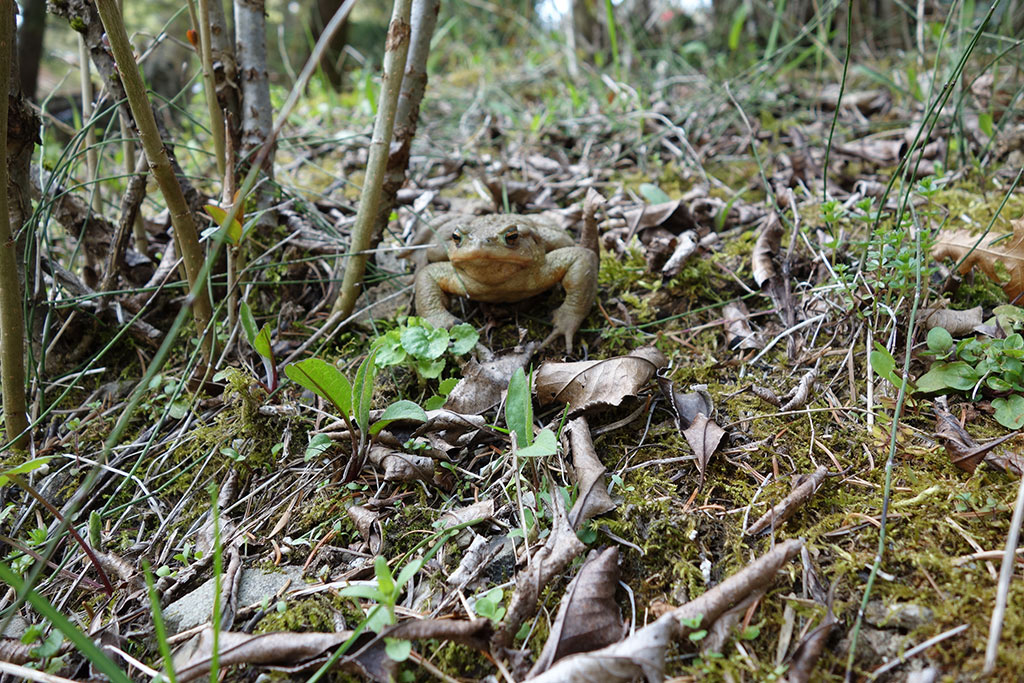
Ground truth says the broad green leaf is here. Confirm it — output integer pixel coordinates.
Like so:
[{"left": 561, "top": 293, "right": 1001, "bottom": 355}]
[
  {"left": 337, "top": 584, "right": 386, "bottom": 602},
  {"left": 304, "top": 433, "right": 333, "bottom": 461},
  {"left": 505, "top": 368, "right": 533, "bottom": 447},
  {"left": 915, "top": 361, "right": 981, "bottom": 394},
  {"left": 373, "top": 331, "right": 406, "bottom": 367},
  {"left": 869, "top": 344, "right": 895, "bottom": 377},
  {"left": 285, "top": 358, "right": 352, "bottom": 415},
  {"left": 168, "top": 400, "right": 190, "bottom": 420},
  {"left": 370, "top": 400, "right": 428, "bottom": 436},
  {"left": 438, "top": 377, "right": 459, "bottom": 395},
  {"left": 926, "top": 327, "right": 953, "bottom": 355},
  {"left": 395, "top": 557, "right": 425, "bottom": 591},
  {"left": 424, "top": 394, "right": 446, "bottom": 410},
  {"left": 352, "top": 351, "right": 378, "bottom": 432},
  {"left": 384, "top": 637, "right": 412, "bottom": 662},
  {"left": 374, "top": 555, "right": 395, "bottom": 596},
  {"left": 993, "top": 395, "right": 1024, "bottom": 429},
  {"left": 0, "top": 457, "right": 52, "bottom": 486},
  {"left": 203, "top": 203, "right": 242, "bottom": 245},
  {"left": 638, "top": 183, "right": 671, "bottom": 204},
  {"left": 415, "top": 356, "right": 446, "bottom": 379},
  {"left": 401, "top": 325, "right": 449, "bottom": 360},
  {"left": 240, "top": 301, "right": 259, "bottom": 345},
  {"left": 987, "top": 376, "right": 1013, "bottom": 393},
  {"left": 449, "top": 323, "right": 479, "bottom": 355},
  {"left": 516, "top": 428, "right": 557, "bottom": 458},
  {"left": 978, "top": 112, "right": 994, "bottom": 139}
]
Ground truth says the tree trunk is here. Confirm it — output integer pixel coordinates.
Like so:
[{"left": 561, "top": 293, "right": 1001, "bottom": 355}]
[{"left": 16, "top": 0, "right": 47, "bottom": 100}]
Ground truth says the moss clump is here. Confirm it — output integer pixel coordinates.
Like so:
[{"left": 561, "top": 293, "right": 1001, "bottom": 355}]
[{"left": 255, "top": 594, "right": 341, "bottom": 633}]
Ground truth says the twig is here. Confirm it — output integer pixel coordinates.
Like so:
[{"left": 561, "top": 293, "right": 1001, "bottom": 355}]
[{"left": 984, "top": 469, "right": 1024, "bottom": 672}]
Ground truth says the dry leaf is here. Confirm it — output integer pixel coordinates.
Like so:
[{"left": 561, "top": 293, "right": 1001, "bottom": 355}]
[
  {"left": 684, "top": 413, "right": 726, "bottom": 487},
  {"left": 933, "top": 219, "right": 1024, "bottom": 302},
  {"left": 722, "top": 301, "right": 763, "bottom": 350},
  {"left": 535, "top": 346, "right": 668, "bottom": 412},
  {"left": 566, "top": 417, "right": 617, "bottom": 529},
  {"left": 529, "top": 547, "right": 624, "bottom": 676},
  {"left": 919, "top": 306, "right": 983, "bottom": 335},
  {"left": 525, "top": 539, "right": 804, "bottom": 683},
  {"left": 445, "top": 346, "right": 535, "bottom": 414},
  {"left": 367, "top": 445, "right": 434, "bottom": 483},
  {"left": 656, "top": 375, "right": 713, "bottom": 429},
  {"left": 172, "top": 629, "right": 392, "bottom": 682},
  {"left": 493, "top": 488, "right": 585, "bottom": 650},
  {"left": 752, "top": 211, "right": 783, "bottom": 288},
  {"left": 347, "top": 505, "right": 383, "bottom": 555},
  {"left": 933, "top": 401, "right": 1019, "bottom": 473}
]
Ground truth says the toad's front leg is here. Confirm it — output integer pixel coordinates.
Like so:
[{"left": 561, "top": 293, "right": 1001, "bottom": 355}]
[
  {"left": 414, "top": 262, "right": 464, "bottom": 330},
  {"left": 542, "top": 246, "right": 599, "bottom": 352}
]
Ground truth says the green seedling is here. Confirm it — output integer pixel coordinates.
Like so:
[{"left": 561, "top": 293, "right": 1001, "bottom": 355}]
[
  {"left": 240, "top": 301, "right": 277, "bottom": 391},
  {"left": 504, "top": 367, "right": 557, "bottom": 458},
  {"left": 373, "top": 316, "right": 478, "bottom": 382},
  {"left": 917, "top": 325, "right": 1024, "bottom": 428},
  {"left": 473, "top": 587, "right": 506, "bottom": 622},
  {"left": 285, "top": 351, "right": 427, "bottom": 478}
]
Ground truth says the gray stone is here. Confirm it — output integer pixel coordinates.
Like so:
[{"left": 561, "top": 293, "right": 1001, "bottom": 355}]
[{"left": 163, "top": 565, "right": 308, "bottom": 634}]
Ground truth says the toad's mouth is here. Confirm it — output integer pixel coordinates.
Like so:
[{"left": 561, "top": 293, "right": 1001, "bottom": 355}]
[{"left": 450, "top": 249, "right": 534, "bottom": 266}]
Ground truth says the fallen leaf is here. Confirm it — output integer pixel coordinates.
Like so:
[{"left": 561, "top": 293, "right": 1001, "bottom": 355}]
[
  {"left": 445, "top": 346, "right": 535, "bottom": 414},
  {"left": 752, "top": 211, "right": 783, "bottom": 288},
  {"left": 933, "top": 400, "right": 1020, "bottom": 473},
  {"left": 684, "top": 413, "right": 726, "bottom": 487},
  {"left": 566, "top": 417, "right": 617, "bottom": 529},
  {"left": 535, "top": 346, "right": 668, "bottom": 413},
  {"left": 918, "top": 306, "right": 983, "bottom": 335},
  {"left": 347, "top": 505, "right": 383, "bottom": 555},
  {"left": 493, "top": 486, "right": 585, "bottom": 650},
  {"left": 933, "top": 218, "right": 1024, "bottom": 302},
  {"left": 172, "top": 629, "right": 392, "bottom": 682},
  {"left": 525, "top": 539, "right": 804, "bottom": 683},
  {"left": 529, "top": 547, "right": 624, "bottom": 676},
  {"left": 367, "top": 445, "right": 434, "bottom": 483},
  {"left": 657, "top": 375, "right": 714, "bottom": 430},
  {"left": 722, "top": 301, "right": 763, "bottom": 350}
]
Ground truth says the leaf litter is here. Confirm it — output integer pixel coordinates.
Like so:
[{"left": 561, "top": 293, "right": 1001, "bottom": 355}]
[{"left": 11, "top": 8, "right": 1024, "bottom": 683}]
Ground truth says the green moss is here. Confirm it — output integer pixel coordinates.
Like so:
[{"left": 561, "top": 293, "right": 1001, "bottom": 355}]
[{"left": 255, "top": 594, "right": 341, "bottom": 633}]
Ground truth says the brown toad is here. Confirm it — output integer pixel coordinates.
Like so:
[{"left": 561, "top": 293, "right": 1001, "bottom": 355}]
[{"left": 414, "top": 214, "right": 599, "bottom": 351}]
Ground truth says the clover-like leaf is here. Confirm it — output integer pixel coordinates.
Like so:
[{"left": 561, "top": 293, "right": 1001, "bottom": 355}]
[
  {"left": 401, "top": 325, "right": 449, "bottom": 360},
  {"left": 916, "top": 361, "right": 981, "bottom": 394},
  {"left": 992, "top": 395, "right": 1024, "bottom": 430},
  {"left": 449, "top": 323, "right": 479, "bottom": 355}
]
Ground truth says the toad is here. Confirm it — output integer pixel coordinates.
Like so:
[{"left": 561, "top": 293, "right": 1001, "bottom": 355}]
[{"left": 414, "top": 214, "right": 599, "bottom": 351}]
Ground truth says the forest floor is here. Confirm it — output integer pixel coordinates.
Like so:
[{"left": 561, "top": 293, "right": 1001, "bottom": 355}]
[{"left": 6, "top": 15, "right": 1024, "bottom": 683}]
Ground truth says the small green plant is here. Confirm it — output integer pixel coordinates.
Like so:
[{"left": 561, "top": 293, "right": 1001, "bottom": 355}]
[
  {"left": 504, "top": 367, "right": 558, "bottom": 458},
  {"left": 917, "top": 325, "right": 1024, "bottom": 428},
  {"left": 144, "top": 374, "right": 190, "bottom": 420},
  {"left": 473, "top": 587, "right": 506, "bottom": 622},
  {"left": 21, "top": 623, "right": 66, "bottom": 674},
  {"left": 373, "top": 316, "right": 478, "bottom": 382},
  {"left": 239, "top": 301, "right": 278, "bottom": 391},
  {"left": 285, "top": 350, "right": 428, "bottom": 475}
]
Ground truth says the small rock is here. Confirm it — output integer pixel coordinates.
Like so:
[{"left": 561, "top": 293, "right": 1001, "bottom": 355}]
[{"left": 865, "top": 600, "right": 934, "bottom": 631}]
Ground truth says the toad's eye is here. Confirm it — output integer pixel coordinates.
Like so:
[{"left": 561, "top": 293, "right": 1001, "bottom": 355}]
[
  {"left": 452, "top": 231, "right": 463, "bottom": 246},
  {"left": 502, "top": 227, "right": 519, "bottom": 247}
]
